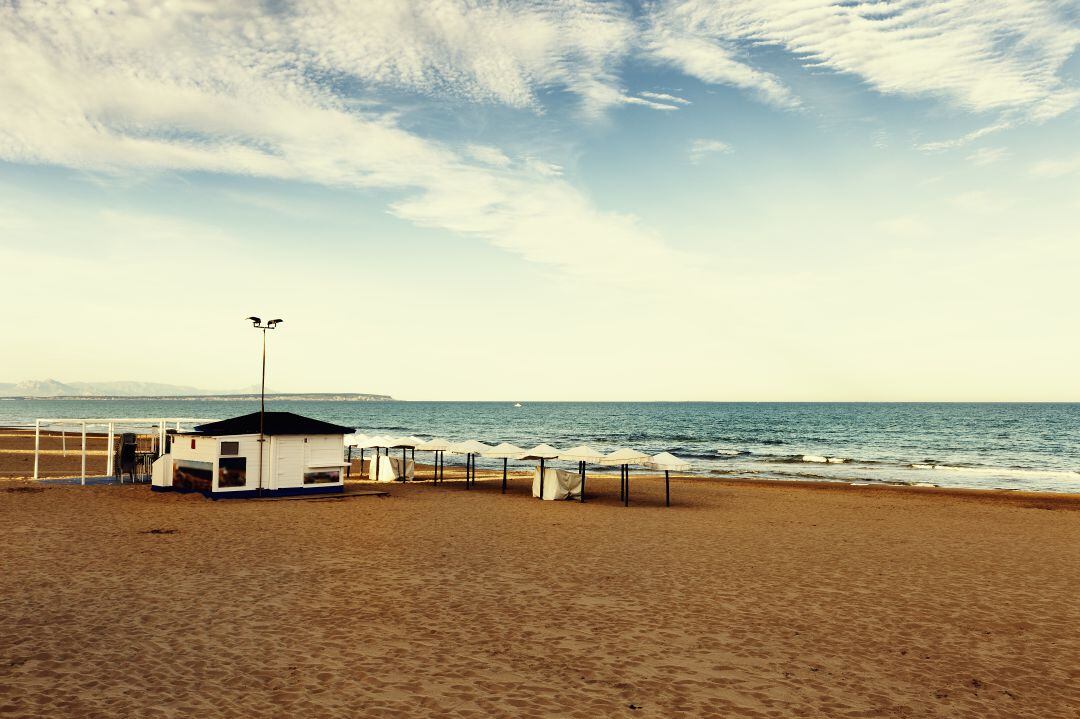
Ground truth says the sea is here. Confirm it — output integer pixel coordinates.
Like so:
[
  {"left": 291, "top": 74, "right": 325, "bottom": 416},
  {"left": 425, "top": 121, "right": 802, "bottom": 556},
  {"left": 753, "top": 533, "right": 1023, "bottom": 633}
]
[{"left": 3, "top": 400, "right": 1078, "bottom": 493}]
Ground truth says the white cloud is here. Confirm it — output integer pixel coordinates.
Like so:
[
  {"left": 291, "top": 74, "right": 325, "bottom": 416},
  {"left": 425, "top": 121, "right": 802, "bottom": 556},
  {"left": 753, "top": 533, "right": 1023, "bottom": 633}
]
[
  {"left": 639, "top": 91, "right": 691, "bottom": 105},
  {"left": 1029, "top": 155, "right": 1080, "bottom": 178},
  {"left": 918, "top": 120, "right": 1016, "bottom": 152},
  {"left": 290, "top": 0, "right": 636, "bottom": 115},
  {"left": 648, "top": 0, "right": 1080, "bottom": 121},
  {"left": 622, "top": 95, "right": 681, "bottom": 111},
  {"left": 466, "top": 145, "right": 513, "bottom": 168},
  {"left": 966, "top": 147, "right": 1011, "bottom": 166},
  {"left": 0, "top": 0, "right": 695, "bottom": 285},
  {"left": 644, "top": 13, "right": 800, "bottom": 109},
  {"left": 689, "top": 139, "right": 733, "bottom": 163}
]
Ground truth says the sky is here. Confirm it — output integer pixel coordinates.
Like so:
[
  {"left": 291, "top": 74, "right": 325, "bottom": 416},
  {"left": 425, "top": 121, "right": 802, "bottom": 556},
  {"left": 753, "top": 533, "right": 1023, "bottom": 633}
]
[{"left": 1, "top": 0, "right": 1078, "bottom": 401}]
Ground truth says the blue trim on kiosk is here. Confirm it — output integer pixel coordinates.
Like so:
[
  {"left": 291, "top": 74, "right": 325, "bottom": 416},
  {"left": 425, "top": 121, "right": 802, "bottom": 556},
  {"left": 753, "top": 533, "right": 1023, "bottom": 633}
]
[{"left": 151, "top": 484, "right": 344, "bottom": 499}]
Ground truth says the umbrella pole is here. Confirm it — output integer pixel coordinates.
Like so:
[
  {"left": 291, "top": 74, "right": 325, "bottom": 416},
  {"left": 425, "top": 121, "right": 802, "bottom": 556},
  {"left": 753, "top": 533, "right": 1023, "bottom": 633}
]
[
  {"left": 502, "top": 458, "right": 507, "bottom": 493},
  {"left": 580, "top": 461, "right": 586, "bottom": 503},
  {"left": 666, "top": 470, "right": 670, "bottom": 507},
  {"left": 374, "top": 449, "right": 380, "bottom": 482},
  {"left": 624, "top": 465, "right": 630, "bottom": 507},
  {"left": 539, "top": 458, "right": 545, "bottom": 500},
  {"left": 402, "top": 447, "right": 407, "bottom": 482},
  {"left": 360, "top": 448, "right": 365, "bottom": 479}
]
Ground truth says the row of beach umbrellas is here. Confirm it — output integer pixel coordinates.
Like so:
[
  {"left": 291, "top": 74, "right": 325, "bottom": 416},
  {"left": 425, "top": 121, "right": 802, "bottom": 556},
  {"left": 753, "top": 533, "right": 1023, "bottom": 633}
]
[{"left": 345, "top": 433, "right": 690, "bottom": 506}]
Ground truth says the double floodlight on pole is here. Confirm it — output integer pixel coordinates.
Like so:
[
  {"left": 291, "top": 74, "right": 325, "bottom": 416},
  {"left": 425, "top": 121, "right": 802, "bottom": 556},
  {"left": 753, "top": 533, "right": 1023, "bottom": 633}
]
[{"left": 247, "top": 316, "right": 283, "bottom": 496}]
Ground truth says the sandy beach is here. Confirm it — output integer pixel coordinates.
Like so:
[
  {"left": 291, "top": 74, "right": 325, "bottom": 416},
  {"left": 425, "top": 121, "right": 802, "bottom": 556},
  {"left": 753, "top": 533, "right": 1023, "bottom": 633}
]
[{"left": 2, "top": 469, "right": 1078, "bottom": 718}]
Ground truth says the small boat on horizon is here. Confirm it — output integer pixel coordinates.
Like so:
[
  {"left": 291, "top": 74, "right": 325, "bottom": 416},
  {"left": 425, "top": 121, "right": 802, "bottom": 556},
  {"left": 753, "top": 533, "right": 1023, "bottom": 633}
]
[{"left": 513, "top": 402, "right": 523, "bottom": 407}]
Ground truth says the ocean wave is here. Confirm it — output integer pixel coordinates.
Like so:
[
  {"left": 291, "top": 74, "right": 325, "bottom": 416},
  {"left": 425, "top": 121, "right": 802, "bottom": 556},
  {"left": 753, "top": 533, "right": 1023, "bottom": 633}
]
[
  {"left": 909, "top": 464, "right": 1080, "bottom": 479},
  {"left": 802, "top": 455, "right": 847, "bottom": 464}
]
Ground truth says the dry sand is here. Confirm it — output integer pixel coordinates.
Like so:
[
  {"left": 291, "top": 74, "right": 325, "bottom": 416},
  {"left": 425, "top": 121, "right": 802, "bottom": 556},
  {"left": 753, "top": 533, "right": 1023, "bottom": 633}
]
[{"left": 2, "top": 471, "right": 1079, "bottom": 718}]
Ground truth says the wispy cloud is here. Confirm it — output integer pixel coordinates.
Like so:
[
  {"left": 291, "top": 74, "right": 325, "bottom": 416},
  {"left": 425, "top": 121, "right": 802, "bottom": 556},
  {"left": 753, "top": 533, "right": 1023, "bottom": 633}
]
[
  {"left": 647, "top": 1, "right": 1080, "bottom": 123},
  {"left": 1029, "top": 154, "right": 1080, "bottom": 178},
  {"left": 0, "top": 1, "right": 695, "bottom": 284},
  {"left": 966, "top": 147, "right": 1011, "bottom": 167},
  {"left": 644, "top": 10, "right": 799, "bottom": 109},
  {"left": 689, "top": 139, "right": 733, "bottom": 163},
  {"left": 622, "top": 95, "right": 682, "bottom": 111},
  {"left": 639, "top": 91, "right": 691, "bottom": 105}
]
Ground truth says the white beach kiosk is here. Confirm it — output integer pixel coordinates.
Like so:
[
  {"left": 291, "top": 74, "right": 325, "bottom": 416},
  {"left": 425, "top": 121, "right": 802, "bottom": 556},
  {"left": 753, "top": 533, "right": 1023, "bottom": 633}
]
[{"left": 152, "top": 411, "right": 354, "bottom": 498}]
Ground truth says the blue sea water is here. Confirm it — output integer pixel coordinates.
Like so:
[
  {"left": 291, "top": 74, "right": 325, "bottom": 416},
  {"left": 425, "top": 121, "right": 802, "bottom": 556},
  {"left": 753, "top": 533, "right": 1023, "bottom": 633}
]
[{"left": 3, "top": 400, "right": 1078, "bottom": 493}]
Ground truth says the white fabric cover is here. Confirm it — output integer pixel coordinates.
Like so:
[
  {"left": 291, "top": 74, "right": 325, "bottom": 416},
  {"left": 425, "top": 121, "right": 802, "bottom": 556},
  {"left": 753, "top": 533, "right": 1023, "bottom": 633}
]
[
  {"left": 371, "top": 455, "right": 415, "bottom": 481},
  {"left": 151, "top": 455, "right": 173, "bottom": 487},
  {"left": 531, "top": 467, "right": 581, "bottom": 500}
]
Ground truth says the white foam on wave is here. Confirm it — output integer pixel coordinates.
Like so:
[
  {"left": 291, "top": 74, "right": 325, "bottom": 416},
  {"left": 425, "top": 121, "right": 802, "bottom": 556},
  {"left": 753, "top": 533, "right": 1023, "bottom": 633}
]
[
  {"left": 911, "top": 464, "right": 1079, "bottom": 479},
  {"left": 716, "top": 449, "right": 743, "bottom": 456},
  {"left": 799, "top": 454, "right": 848, "bottom": 464}
]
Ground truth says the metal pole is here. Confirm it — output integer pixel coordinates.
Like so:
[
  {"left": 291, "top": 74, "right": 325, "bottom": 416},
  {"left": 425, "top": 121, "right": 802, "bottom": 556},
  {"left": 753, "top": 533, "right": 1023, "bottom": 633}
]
[
  {"left": 33, "top": 420, "right": 40, "bottom": 481},
  {"left": 258, "top": 326, "right": 266, "bottom": 497},
  {"left": 502, "top": 458, "right": 508, "bottom": 493},
  {"left": 106, "top": 422, "right": 114, "bottom": 476},
  {"left": 80, "top": 422, "right": 87, "bottom": 485},
  {"left": 401, "top": 447, "right": 407, "bottom": 481},
  {"left": 624, "top": 465, "right": 629, "bottom": 507},
  {"left": 665, "top": 470, "right": 670, "bottom": 507},
  {"left": 360, "top": 448, "right": 365, "bottom": 478},
  {"left": 539, "top": 458, "right": 545, "bottom": 499},
  {"left": 579, "top": 461, "right": 586, "bottom": 503}
]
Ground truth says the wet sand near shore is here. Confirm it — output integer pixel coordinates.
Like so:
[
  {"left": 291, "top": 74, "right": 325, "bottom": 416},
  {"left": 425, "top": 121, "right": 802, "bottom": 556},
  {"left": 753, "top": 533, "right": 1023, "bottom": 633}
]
[{"left": 2, "top": 473, "right": 1079, "bottom": 718}]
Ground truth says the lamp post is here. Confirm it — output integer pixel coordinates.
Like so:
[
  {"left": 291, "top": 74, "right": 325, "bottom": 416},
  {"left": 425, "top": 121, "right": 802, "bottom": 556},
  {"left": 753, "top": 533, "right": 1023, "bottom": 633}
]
[{"left": 247, "top": 316, "right": 283, "bottom": 496}]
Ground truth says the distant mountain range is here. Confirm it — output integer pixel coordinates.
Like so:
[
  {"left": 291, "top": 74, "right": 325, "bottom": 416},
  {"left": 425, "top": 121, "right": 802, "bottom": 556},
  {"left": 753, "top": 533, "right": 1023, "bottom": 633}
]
[{"left": 0, "top": 379, "right": 392, "bottom": 401}]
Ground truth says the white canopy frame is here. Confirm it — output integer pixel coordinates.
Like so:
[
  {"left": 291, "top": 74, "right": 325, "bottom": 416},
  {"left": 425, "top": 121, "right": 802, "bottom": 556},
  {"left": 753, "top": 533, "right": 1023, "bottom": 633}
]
[
  {"left": 520, "top": 444, "right": 561, "bottom": 500},
  {"left": 448, "top": 440, "right": 493, "bottom": 488},
  {"left": 32, "top": 417, "right": 207, "bottom": 485},
  {"left": 559, "top": 445, "right": 608, "bottom": 504},
  {"left": 644, "top": 452, "right": 691, "bottom": 507},
  {"left": 482, "top": 443, "right": 526, "bottom": 494},
  {"left": 601, "top": 448, "right": 651, "bottom": 507}
]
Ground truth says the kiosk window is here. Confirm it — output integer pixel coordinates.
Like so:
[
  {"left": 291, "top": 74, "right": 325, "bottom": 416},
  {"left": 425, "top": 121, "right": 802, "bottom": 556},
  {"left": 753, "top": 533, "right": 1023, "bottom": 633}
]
[{"left": 218, "top": 457, "right": 247, "bottom": 488}]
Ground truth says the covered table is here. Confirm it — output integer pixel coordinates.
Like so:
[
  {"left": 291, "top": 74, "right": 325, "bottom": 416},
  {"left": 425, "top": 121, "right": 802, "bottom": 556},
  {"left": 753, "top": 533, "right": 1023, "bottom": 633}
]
[{"left": 531, "top": 467, "right": 581, "bottom": 500}]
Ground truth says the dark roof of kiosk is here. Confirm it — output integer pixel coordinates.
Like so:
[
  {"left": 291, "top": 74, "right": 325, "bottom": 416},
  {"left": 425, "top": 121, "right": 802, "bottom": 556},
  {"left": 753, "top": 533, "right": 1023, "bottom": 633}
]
[{"left": 191, "top": 412, "right": 354, "bottom": 436}]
